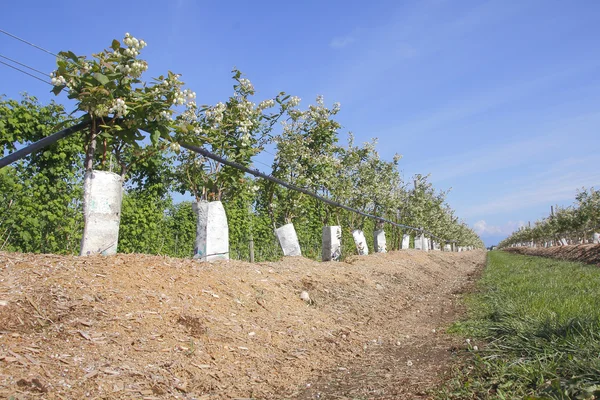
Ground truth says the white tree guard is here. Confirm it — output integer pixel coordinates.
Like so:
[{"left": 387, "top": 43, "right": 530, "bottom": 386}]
[
  {"left": 322, "top": 226, "right": 342, "bottom": 261},
  {"left": 401, "top": 234, "right": 410, "bottom": 249},
  {"left": 444, "top": 244, "right": 452, "bottom": 252},
  {"left": 560, "top": 238, "right": 568, "bottom": 246},
  {"left": 593, "top": 233, "right": 600, "bottom": 244},
  {"left": 80, "top": 170, "right": 123, "bottom": 256},
  {"left": 374, "top": 230, "right": 387, "bottom": 253},
  {"left": 423, "top": 237, "right": 430, "bottom": 252},
  {"left": 352, "top": 229, "right": 369, "bottom": 255},
  {"left": 193, "top": 201, "right": 229, "bottom": 262},
  {"left": 414, "top": 234, "right": 423, "bottom": 250},
  {"left": 276, "top": 223, "right": 302, "bottom": 256}
]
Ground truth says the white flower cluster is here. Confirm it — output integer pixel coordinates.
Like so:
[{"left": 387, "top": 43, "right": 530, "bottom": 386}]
[
  {"left": 235, "top": 99, "right": 258, "bottom": 142},
  {"left": 332, "top": 102, "right": 341, "bottom": 113},
  {"left": 123, "top": 33, "right": 147, "bottom": 57},
  {"left": 109, "top": 98, "right": 128, "bottom": 117},
  {"left": 50, "top": 75, "right": 67, "bottom": 86},
  {"left": 206, "top": 102, "right": 226, "bottom": 123},
  {"left": 173, "top": 88, "right": 196, "bottom": 105},
  {"left": 239, "top": 119, "right": 253, "bottom": 135},
  {"left": 288, "top": 96, "right": 301, "bottom": 107},
  {"left": 159, "top": 110, "right": 172, "bottom": 121},
  {"left": 118, "top": 60, "right": 148, "bottom": 77},
  {"left": 258, "top": 99, "right": 275, "bottom": 110},
  {"left": 239, "top": 78, "right": 254, "bottom": 92}
]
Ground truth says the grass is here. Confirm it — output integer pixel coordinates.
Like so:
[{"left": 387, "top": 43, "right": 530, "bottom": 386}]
[{"left": 440, "top": 251, "right": 600, "bottom": 399}]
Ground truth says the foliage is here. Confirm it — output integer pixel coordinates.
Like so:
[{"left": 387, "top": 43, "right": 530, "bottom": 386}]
[
  {"left": 267, "top": 95, "right": 340, "bottom": 224},
  {"left": 499, "top": 188, "right": 599, "bottom": 247},
  {"left": 51, "top": 33, "right": 192, "bottom": 176},
  {"left": 0, "top": 95, "right": 83, "bottom": 253},
  {"left": 441, "top": 251, "right": 600, "bottom": 399},
  {"left": 173, "top": 71, "right": 293, "bottom": 202},
  {"left": 1, "top": 33, "right": 483, "bottom": 258}
]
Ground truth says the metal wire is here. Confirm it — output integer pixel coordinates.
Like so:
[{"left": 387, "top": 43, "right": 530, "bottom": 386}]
[
  {"left": 0, "top": 28, "right": 63, "bottom": 59},
  {"left": 0, "top": 59, "right": 52, "bottom": 86},
  {"left": 179, "top": 142, "right": 455, "bottom": 244},
  {"left": 0, "top": 53, "right": 49, "bottom": 77}
]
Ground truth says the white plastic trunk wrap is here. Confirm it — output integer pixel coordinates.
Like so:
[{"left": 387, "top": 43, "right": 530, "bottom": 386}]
[
  {"left": 275, "top": 223, "right": 302, "bottom": 256},
  {"left": 374, "top": 230, "right": 387, "bottom": 253},
  {"left": 322, "top": 226, "right": 342, "bottom": 261},
  {"left": 193, "top": 201, "right": 229, "bottom": 262},
  {"left": 401, "top": 234, "right": 410, "bottom": 249},
  {"left": 414, "top": 235, "right": 423, "bottom": 250},
  {"left": 593, "top": 233, "right": 600, "bottom": 244},
  {"left": 352, "top": 229, "right": 369, "bottom": 255},
  {"left": 80, "top": 170, "right": 123, "bottom": 256}
]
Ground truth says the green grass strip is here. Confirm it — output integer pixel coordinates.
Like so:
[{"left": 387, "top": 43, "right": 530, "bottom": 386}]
[{"left": 440, "top": 251, "right": 600, "bottom": 399}]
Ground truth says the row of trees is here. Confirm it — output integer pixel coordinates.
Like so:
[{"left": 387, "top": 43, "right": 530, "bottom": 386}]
[
  {"left": 1, "top": 33, "right": 482, "bottom": 259},
  {"left": 498, "top": 188, "right": 599, "bottom": 248}
]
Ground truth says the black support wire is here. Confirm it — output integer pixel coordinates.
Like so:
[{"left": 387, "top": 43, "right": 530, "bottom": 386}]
[
  {"left": 0, "top": 54, "right": 48, "bottom": 77},
  {"left": 179, "top": 142, "right": 455, "bottom": 244},
  {"left": 0, "top": 28, "right": 62, "bottom": 59},
  {"left": 0, "top": 123, "right": 458, "bottom": 245},
  {"left": 0, "top": 59, "right": 52, "bottom": 86},
  {"left": 0, "top": 119, "right": 91, "bottom": 169}
]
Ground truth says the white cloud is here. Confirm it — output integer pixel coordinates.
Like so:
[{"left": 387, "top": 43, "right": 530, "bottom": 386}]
[
  {"left": 473, "top": 220, "right": 525, "bottom": 237},
  {"left": 412, "top": 110, "right": 600, "bottom": 184},
  {"left": 463, "top": 166, "right": 600, "bottom": 218},
  {"left": 330, "top": 35, "right": 355, "bottom": 49}
]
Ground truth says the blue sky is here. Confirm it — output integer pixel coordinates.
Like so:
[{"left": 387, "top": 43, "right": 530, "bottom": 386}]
[{"left": 2, "top": 0, "right": 599, "bottom": 246}]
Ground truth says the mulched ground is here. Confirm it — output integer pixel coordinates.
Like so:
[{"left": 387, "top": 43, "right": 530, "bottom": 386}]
[
  {"left": 0, "top": 249, "right": 485, "bottom": 399},
  {"left": 503, "top": 244, "right": 600, "bottom": 266}
]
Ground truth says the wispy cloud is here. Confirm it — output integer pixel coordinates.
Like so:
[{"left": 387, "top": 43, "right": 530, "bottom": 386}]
[
  {"left": 391, "top": 64, "right": 600, "bottom": 141},
  {"left": 330, "top": 35, "right": 355, "bottom": 49},
  {"left": 463, "top": 166, "right": 600, "bottom": 218},
  {"left": 324, "top": 0, "right": 531, "bottom": 101},
  {"left": 425, "top": 136, "right": 559, "bottom": 183},
  {"left": 417, "top": 110, "right": 600, "bottom": 183},
  {"left": 473, "top": 220, "right": 525, "bottom": 236}
]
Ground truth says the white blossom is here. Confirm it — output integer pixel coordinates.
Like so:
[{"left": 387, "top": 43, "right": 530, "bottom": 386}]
[
  {"left": 288, "top": 96, "right": 301, "bottom": 107},
  {"left": 108, "top": 98, "right": 128, "bottom": 117},
  {"left": 50, "top": 76, "right": 67, "bottom": 86},
  {"left": 258, "top": 99, "right": 275, "bottom": 110},
  {"left": 239, "top": 78, "right": 254, "bottom": 92}
]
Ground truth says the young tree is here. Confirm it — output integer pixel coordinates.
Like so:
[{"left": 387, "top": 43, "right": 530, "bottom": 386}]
[{"left": 50, "top": 33, "right": 195, "bottom": 255}]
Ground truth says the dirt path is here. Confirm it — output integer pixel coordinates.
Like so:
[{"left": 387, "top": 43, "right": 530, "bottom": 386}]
[
  {"left": 294, "top": 253, "right": 483, "bottom": 399},
  {"left": 0, "top": 250, "right": 485, "bottom": 399}
]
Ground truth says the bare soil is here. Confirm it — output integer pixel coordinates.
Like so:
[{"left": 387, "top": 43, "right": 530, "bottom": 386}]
[
  {"left": 0, "top": 249, "right": 485, "bottom": 399},
  {"left": 503, "top": 244, "right": 600, "bottom": 266}
]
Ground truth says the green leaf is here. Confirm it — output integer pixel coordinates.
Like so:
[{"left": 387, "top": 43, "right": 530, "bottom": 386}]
[
  {"left": 65, "top": 51, "right": 79, "bottom": 62},
  {"left": 111, "top": 39, "right": 121, "bottom": 51},
  {"left": 151, "top": 129, "right": 160, "bottom": 145},
  {"left": 93, "top": 73, "right": 110, "bottom": 86}
]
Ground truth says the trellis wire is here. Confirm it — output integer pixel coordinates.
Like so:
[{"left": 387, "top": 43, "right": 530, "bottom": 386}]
[
  {"left": 179, "top": 142, "right": 455, "bottom": 245},
  {"left": 0, "top": 118, "right": 460, "bottom": 246}
]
